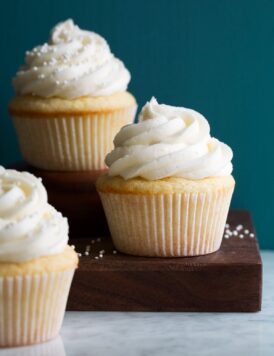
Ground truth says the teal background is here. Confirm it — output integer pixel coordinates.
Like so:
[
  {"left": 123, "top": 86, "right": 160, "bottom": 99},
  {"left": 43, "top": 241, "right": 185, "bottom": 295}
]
[{"left": 0, "top": 0, "right": 273, "bottom": 249}]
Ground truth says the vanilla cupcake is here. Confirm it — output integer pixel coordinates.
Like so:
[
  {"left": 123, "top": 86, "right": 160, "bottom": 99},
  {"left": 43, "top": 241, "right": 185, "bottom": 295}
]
[
  {"left": 0, "top": 166, "right": 78, "bottom": 347},
  {"left": 9, "top": 19, "right": 136, "bottom": 171},
  {"left": 96, "top": 98, "right": 235, "bottom": 257}
]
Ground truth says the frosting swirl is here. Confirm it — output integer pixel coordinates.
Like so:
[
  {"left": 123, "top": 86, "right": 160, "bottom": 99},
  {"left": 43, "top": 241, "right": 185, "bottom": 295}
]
[
  {"left": 106, "top": 98, "right": 233, "bottom": 180},
  {"left": 13, "top": 19, "right": 131, "bottom": 98},
  {"left": 0, "top": 167, "right": 68, "bottom": 262}
]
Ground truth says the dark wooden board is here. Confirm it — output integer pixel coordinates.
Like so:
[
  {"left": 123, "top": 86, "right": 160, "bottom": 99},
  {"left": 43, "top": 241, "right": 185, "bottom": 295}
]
[
  {"left": 68, "top": 210, "right": 262, "bottom": 312},
  {"left": 10, "top": 165, "right": 262, "bottom": 312}
]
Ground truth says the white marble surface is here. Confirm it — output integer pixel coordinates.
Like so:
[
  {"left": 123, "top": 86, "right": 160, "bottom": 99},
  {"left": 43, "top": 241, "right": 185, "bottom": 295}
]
[{"left": 1, "top": 251, "right": 273, "bottom": 356}]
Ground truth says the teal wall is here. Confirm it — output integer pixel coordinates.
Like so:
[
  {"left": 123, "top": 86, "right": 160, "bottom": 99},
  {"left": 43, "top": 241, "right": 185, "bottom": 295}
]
[{"left": 0, "top": 0, "right": 273, "bottom": 249}]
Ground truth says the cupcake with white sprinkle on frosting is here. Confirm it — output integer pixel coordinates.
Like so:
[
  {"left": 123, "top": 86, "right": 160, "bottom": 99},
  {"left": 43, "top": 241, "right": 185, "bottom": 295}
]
[
  {"left": 0, "top": 166, "right": 78, "bottom": 347},
  {"left": 9, "top": 19, "right": 136, "bottom": 171},
  {"left": 96, "top": 98, "right": 235, "bottom": 257}
]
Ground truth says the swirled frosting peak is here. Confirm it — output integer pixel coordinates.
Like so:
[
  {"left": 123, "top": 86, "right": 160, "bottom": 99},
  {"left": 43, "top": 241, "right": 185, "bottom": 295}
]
[
  {"left": 0, "top": 167, "right": 68, "bottom": 262},
  {"left": 13, "top": 19, "right": 131, "bottom": 98},
  {"left": 106, "top": 98, "right": 233, "bottom": 180}
]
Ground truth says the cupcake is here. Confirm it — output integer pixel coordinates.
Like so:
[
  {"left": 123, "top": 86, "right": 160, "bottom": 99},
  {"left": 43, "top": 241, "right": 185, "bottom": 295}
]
[
  {"left": 9, "top": 19, "right": 137, "bottom": 171},
  {"left": 96, "top": 98, "right": 235, "bottom": 257},
  {"left": 0, "top": 166, "right": 78, "bottom": 347}
]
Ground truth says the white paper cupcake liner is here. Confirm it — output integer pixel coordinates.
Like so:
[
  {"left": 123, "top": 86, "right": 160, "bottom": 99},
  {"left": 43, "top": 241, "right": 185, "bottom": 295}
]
[
  {"left": 0, "top": 269, "right": 75, "bottom": 347},
  {"left": 12, "top": 106, "right": 136, "bottom": 171},
  {"left": 1, "top": 336, "right": 65, "bottom": 356},
  {"left": 99, "top": 187, "right": 234, "bottom": 257}
]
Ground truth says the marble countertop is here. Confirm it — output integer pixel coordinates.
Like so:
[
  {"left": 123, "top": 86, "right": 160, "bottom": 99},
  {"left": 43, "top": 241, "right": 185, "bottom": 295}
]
[{"left": 1, "top": 251, "right": 273, "bottom": 356}]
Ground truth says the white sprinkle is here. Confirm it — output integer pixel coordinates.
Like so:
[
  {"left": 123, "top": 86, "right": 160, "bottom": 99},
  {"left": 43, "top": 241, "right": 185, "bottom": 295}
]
[
  {"left": 226, "top": 230, "right": 232, "bottom": 236},
  {"left": 49, "top": 58, "right": 57, "bottom": 65},
  {"left": 233, "top": 231, "right": 238, "bottom": 236},
  {"left": 236, "top": 224, "right": 243, "bottom": 231},
  {"left": 225, "top": 223, "right": 230, "bottom": 228},
  {"left": 38, "top": 74, "right": 45, "bottom": 79},
  {"left": 85, "top": 245, "right": 91, "bottom": 252},
  {"left": 41, "top": 47, "right": 48, "bottom": 54},
  {"left": 33, "top": 66, "right": 38, "bottom": 71},
  {"left": 54, "top": 67, "right": 63, "bottom": 74},
  {"left": 113, "top": 250, "right": 117, "bottom": 254},
  {"left": 239, "top": 234, "right": 244, "bottom": 238},
  {"left": 244, "top": 229, "right": 249, "bottom": 234},
  {"left": 94, "top": 256, "right": 99, "bottom": 260},
  {"left": 224, "top": 234, "right": 229, "bottom": 239},
  {"left": 56, "top": 80, "right": 60, "bottom": 85},
  {"left": 84, "top": 251, "right": 89, "bottom": 256},
  {"left": 250, "top": 233, "right": 255, "bottom": 238},
  {"left": 99, "top": 255, "right": 103, "bottom": 258},
  {"left": 99, "top": 250, "right": 105, "bottom": 254},
  {"left": 43, "top": 61, "right": 47, "bottom": 66},
  {"left": 78, "top": 253, "right": 82, "bottom": 257}
]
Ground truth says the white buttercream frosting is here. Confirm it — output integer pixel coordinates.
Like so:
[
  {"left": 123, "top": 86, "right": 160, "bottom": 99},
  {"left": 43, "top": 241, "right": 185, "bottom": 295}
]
[
  {"left": 0, "top": 167, "right": 68, "bottom": 263},
  {"left": 106, "top": 98, "right": 233, "bottom": 180},
  {"left": 13, "top": 19, "right": 130, "bottom": 98}
]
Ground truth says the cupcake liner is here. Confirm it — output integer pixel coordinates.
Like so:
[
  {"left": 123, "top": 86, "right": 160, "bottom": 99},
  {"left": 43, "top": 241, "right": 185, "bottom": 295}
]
[
  {"left": 1, "top": 336, "right": 65, "bottom": 356},
  {"left": 11, "top": 106, "right": 136, "bottom": 171},
  {"left": 0, "top": 269, "right": 75, "bottom": 347},
  {"left": 99, "top": 187, "right": 234, "bottom": 257}
]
